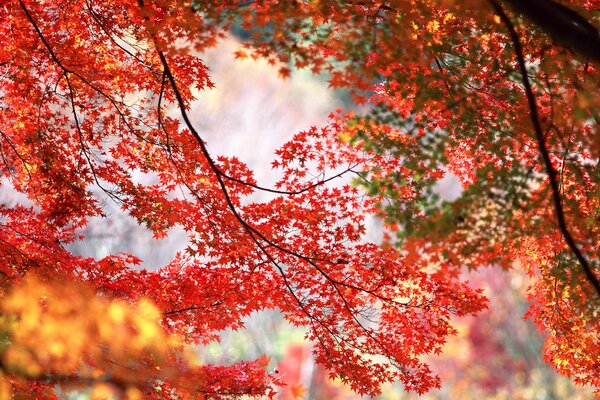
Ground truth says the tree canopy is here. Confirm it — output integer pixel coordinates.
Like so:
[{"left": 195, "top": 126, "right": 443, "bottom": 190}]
[{"left": 0, "top": 0, "right": 598, "bottom": 398}]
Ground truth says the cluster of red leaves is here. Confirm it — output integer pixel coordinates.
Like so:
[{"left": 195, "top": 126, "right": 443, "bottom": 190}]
[{"left": 0, "top": 0, "right": 490, "bottom": 397}]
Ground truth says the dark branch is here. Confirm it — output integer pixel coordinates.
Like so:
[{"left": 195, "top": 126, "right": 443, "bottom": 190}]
[
  {"left": 501, "top": 0, "right": 600, "bottom": 62},
  {"left": 491, "top": 0, "right": 600, "bottom": 297}
]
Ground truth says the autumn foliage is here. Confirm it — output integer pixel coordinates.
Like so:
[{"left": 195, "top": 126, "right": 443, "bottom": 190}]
[{"left": 0, "top": 0, "right": 598, "bottom": 398}]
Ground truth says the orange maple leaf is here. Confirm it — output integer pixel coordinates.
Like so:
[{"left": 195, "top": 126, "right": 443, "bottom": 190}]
[{"left": 290, "top": 383, "right": 306, "bottom": 399}]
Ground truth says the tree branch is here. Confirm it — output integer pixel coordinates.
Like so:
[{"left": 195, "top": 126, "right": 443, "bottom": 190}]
[
  {"left": 501, "top": 0, "right": 600, "bottom": 63},
  {"left": 491, "top": 0, "right": 600, "bottom": 297}
]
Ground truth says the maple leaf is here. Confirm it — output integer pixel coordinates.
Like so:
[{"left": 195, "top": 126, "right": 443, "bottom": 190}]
[
  {"left": 278, "top": 66, "right": 292, "bottom": 79},
  {"left": 290, "top": 383, "right": 307, "bottom": 399}
]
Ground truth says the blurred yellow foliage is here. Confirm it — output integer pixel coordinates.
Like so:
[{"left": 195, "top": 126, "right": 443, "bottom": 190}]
[{"left": 0, "top": 274, "right": 185, "bottom": 396}]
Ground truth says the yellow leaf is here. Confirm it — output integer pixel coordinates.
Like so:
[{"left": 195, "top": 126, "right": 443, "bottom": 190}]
[
  {"left": 339, "top": 132, "right": 352, "bottom": 143},
  {"left": 125, "top": 387, "right": 143, "bottom": 400},
  {"left": 108, "top": 302, "right": 127, "bottom": 323},
  {"left": 290, "top": 383, "right": 307, "bottom": 399},
  {"left": 0, "top": 372, "right": 12, "bottom": 400},
  {"left": 90, "top": 382, "right": 116, "bottom": 400}
]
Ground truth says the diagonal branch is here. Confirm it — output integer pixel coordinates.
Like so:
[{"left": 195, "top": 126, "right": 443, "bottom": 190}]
[
  {"left": 501, "top": 0, "right": 600, "bottom": 63},
  {"left": 490, "top": 0, "right": 600, "bottom": 297},
  {"left": 136, "top": 2, "right": 419, "bottom": 377},
  {"left": 136, "top": 0, "right": 412, "bottom": 305}
]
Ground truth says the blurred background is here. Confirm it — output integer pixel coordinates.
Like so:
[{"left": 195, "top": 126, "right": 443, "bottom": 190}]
[{"left": 3, "top": 35, "right": 592, "bottom": 399}]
